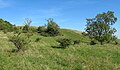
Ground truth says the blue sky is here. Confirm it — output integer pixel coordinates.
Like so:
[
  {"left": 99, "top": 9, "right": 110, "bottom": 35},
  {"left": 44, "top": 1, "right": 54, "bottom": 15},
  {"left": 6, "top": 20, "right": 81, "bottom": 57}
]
[{"left": 0, "top": 0, "right": 120, "bottom": 38}]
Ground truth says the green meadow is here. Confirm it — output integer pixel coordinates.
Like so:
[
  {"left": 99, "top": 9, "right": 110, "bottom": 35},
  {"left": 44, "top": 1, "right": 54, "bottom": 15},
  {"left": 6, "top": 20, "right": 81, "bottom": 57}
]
[{"left": 0, "top": 29, "right": 120, "bottom": 70}]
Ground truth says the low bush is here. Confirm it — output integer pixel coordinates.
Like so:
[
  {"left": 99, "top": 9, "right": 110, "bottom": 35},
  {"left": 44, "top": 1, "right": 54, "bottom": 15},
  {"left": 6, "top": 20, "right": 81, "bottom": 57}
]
[
  {"left": 90, "top": 40, "right": 97, "bottom": 45},
  {"left": 56, "top": 38, "right": 72, "bottom": 48},
  {"left": 8, "top": 33, "right": 31, "bottom": 52},
  {"left": 35, "top": 37, "right": 41, "bottom": 42},
  {"left": 29, "top": 27, "right": 37, "bottom": 33},
  {"left": 37, "top": 26, "right": 46, "bottom": 33},
  {"left": 22, "top": 18, "right": 32, "bottom": 33},
  {"left": 22, "top": 25, "right": 29, "bottom": 33},
  {"left": 46, "top": 18, "right": 60, "bottom": 36},
  {"left": 13, "top": 26, "right": 20, "bottom": 34}
]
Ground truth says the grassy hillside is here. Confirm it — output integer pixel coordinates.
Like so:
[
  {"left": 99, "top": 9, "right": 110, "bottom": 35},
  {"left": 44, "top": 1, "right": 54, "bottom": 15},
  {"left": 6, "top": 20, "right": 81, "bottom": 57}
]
[{"left": 0, "top": 29, "right": 120, "bottom": 70}]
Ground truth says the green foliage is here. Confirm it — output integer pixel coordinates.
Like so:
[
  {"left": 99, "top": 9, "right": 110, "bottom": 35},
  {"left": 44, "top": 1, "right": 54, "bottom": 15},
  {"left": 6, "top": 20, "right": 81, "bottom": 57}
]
[
  {"left": 0, "top": 19, "right": 13, "bottom": 32},
  {"left": 29, "top": 27, "right": 37, "bottom": 33},
  {"left": 37, "top": 26, "right": 46, "bottom": 33},
  {"left": 90, "top": 40, "right": 97, "bottom": 45},
  {"left": 46, "top": 18, "right": 60, "bottom": 36},
  {"left": 56, "top": 38, "right": 72, "bottom": 48},
  {"left": 35, "top": 37, "right": 41, "bottom": 42},
  {"left": 86, "top": 11, "right": 117, "bottom": 45},
  {"left": 8, "top": 33, "right": 31, "bottom": 52},
  {"left": 12, "top": 25, "right": 19, "bottom": 33},
  {"left": 37, "top": 18, "right": 60, "bottom": 37},
  {"left": 22, "top": 25, "right": 29, "bottom": 33},
  {"left": 111, "top": 36, "right": 118, "bottom": 45},
  {"left": 37, "top": 26, "right": 48, "bottom": 36}
]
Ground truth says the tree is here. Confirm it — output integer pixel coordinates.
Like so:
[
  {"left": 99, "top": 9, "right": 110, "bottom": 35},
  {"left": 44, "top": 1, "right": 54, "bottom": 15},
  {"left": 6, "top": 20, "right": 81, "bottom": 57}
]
[
  {"left": 22, "top": 18, "right": 32, "bottom": 33},
  {"left": 46, "top": 18, "right": 60, "bottom": 36},
  {"left": 85, "top": 11, "right": 117, "bottom": 45}
]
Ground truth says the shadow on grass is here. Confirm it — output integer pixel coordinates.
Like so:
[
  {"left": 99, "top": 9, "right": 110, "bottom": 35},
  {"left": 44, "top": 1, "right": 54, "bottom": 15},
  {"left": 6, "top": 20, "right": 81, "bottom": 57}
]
[{"left": 51, "top": 46, "right": 66, "bottom": 49}]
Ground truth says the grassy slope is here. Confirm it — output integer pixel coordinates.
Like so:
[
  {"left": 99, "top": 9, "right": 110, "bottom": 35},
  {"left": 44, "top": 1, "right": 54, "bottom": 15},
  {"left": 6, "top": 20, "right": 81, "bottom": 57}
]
[{"left": 0, "top": 29, "right": 120, "bottom": 70}]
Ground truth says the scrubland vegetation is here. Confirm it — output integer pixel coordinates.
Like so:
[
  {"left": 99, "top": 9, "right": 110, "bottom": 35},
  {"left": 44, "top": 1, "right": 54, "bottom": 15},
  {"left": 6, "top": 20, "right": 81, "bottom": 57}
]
[{"left": 0, "top": 11, "right": 120, "bottom": 70}]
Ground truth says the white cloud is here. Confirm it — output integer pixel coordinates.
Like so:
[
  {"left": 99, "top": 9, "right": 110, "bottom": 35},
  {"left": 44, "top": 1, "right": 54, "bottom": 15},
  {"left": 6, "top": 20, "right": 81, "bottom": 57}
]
[{"left": 0, "top": 0, "right": 11, "bottom": 8}]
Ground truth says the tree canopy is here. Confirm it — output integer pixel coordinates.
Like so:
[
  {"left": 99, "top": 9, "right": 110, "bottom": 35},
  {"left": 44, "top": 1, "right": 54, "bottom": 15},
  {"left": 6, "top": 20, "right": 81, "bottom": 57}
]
[{"left": 86, "top": 11, "right": 117, "bottom": 45}]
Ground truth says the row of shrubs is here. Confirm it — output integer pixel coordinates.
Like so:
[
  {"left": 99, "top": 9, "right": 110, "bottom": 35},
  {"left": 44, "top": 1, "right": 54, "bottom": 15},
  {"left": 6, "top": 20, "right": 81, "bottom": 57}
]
[
  {"left": 5, "top": 18, "right": 61, "bottom": 52},
  {"left": 8, "top": 32, "right": 80, "bottom": 52},
  {"left": 11, "top": 18, "right": 60, "bottom": 37},
  {"left": 8, "top": 31, "right": 118, "bottom": 52},
  {"left": 0, "top": 18, "right": 60, "bottom": 38}
]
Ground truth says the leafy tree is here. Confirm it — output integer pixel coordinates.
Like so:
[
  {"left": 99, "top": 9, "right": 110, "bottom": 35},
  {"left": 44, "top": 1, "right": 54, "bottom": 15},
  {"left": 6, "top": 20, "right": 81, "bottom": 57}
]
[
  {"left": 46, "top": 18, "right": 60, "bottom": 36},
  {"left": 85, "top": 11, "right": 117, "bottom": 45}
]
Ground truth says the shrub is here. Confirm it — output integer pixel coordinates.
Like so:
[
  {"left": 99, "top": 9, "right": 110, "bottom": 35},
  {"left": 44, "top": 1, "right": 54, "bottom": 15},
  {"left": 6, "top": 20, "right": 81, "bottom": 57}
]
[
  {"left": 26, "top": 33, "right": 33, "bottom": 38},
  {"left": 29, "top": 26, "right": 37, "bottom": 33},
  {"left": 37, "top": 18, "right": 60, "bottom": 37},
  {"left": 22, "top": 25, "right": 29, "bottom": 33},
  {"left": 46, "top": 18, "right": 60, "bottom": 36},
  {"left": 37, "top": 26, "right": 51, "bottom": 37},
  {"left": 35, "top": 37, "right": 41, "bottom": 42},
  {"left": 8, "top": 33, "right": 31, "bottom": 52},
  {"left": 22, "top": 18, "right": 32, "bottom": 33},
  {"left": 73, "top": 40, "right": 80, "bottom": 45},
  {"left": 12, "top": 25, "right": 20, "bottom": 33},
  {"left": 37, "top": 26, "right": 46, "bottom": 33},
  {"left": 90, "top": 40, "right": 97, "bottom": 45},
  {"left": 115, "top": 41, "right": 118, "bottom": 45},
  {"left": 57, "top": 38, "right": 72, "bottom": 48}
]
